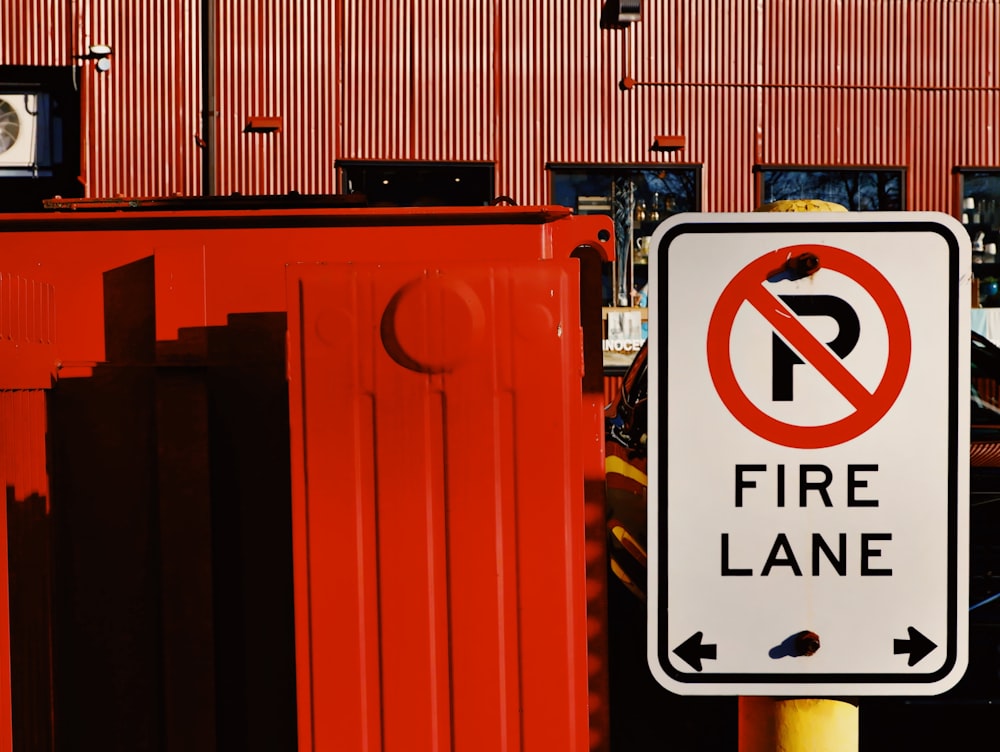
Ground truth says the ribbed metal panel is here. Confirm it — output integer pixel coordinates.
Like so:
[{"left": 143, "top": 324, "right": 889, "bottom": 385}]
[
  {"left": 544, "top": 1, "right": 647, "bottom": 163},
  {"left": 341, "top": 0, "right": 497, "bottom": 166},
  {"left": 411, "top": 1, "right": 494, "bottom": 160},
  {"left": 0, "top": 0, "right": 998, "bottom": 227},
  {"left": 288, "top": 254, "right": 592, "bottom": 751},
  {"left": 84, "top": 0, "right": 202, "bottom": 198},
  {"left": 911, "top": 0, "right": 997, "bottom": 90},
  {"left": 763, "top": 0, "right": 904, "bottom": 89},
  {"left": 627, "top": 0, "right": 998, "bottom": 211},
  {"left": 0, "top": 389, "right": 50, "bottom": 752},
  {"left": 340, "top": 0, "right": 496, "bottom": 162},
  {"left": 3, "top": 0, "right": 992, "bottom": 214},
  {"left": 496, "top": 1, "right": 543, "bottom": 205},
  {"left": 0, "top": 0, "right": 71, "bottom": 65},
  {"left": 214, "top": 0, "right": 338, "bottom": 196},
  {"left": 340, "top": 0, "right": 412, "bottom": 161},
  {"left": 0, "top": 391, "right": 47, "bottom": 515},
  {"left": 0, "top": 389, "right": 51, "bottom": 752},
  {"left": 670, "top": 0, "right": 755, "bottom": 86},
  {"left": 760, "top": 87, "right": 909, "bottom": 167}
]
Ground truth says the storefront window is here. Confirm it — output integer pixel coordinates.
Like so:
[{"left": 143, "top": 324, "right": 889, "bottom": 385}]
[
  {"left": 548, "top": 164, "right": 701, "bottom": 369},
  {"left": 960, "top": 169, "right": 1000, "bottom": 305},
  {"left": 338, "top": 161, "right": 495, "bottom": 207},
  {"left": 961, "top": 170, "right": 1000, "bottom": 259},
  {"left": 759, "top": 167, "right": 904, "bottom": 211}
]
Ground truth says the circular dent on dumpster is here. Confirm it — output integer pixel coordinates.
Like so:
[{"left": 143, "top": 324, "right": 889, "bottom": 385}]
[
  {"left": 315, "top": 307, "right": 353, "bottom": 347},
  {"left": 381, "top": 275, "right": 485, "bottom": 373},
  {"left": 514, "top": 301, "right": 556, "bottom": 344}
]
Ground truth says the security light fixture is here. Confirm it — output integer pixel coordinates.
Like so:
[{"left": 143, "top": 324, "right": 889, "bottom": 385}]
[
  {"left": 77, "top": 44, "right": 113, "bottom": 72},
  {"left": 601, "top": 0, "right": 642, "bottom": 29}
]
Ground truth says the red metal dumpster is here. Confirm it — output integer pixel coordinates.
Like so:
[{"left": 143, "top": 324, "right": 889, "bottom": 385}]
[{"left": 0, "top": 199, "right": 611, "bottom": 752}]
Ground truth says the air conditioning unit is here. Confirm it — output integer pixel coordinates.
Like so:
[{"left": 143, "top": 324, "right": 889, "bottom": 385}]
[{"left": 0, "top": 92, "right": 52, "bottom": 172}]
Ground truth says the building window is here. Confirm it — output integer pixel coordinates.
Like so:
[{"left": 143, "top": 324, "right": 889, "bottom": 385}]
[
  {"left": 548, "top": 163, "right": 701, "bottom": 369},
  {"left": 959, "top": 169, "right": 1000, "bottom": 305},
  {"left": 0, "top": 65, "right": 81, "bottom": 211},
  {"left": 548, "top": 165, "right": 701, "bottom": 305},
  {"left": 758, "top": 167, "right": 904, "bottom": 211},
  {"left": 337, "top": 161, "right": 495, "bottom": 207},
  {"left": 960, "top": 169, "right": 1000, "bottom": 257}
]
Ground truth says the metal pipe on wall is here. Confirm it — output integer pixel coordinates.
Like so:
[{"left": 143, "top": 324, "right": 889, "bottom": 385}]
[{"left": 201, "top": 0, "right": 216, "bottom": 195}]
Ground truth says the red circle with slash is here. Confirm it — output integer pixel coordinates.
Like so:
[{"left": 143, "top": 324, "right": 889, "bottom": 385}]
[{"left": 706, "top": 244, "right": 911, "bottom": 449}]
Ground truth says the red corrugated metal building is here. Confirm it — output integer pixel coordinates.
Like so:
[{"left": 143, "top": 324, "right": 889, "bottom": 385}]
[
  {"left": 5, "top": 0, "right": 998, "bottom": 359},
  {"left": 2, "top": 1, "right": 999, "bottom": 751},
  {"left": 2, "top": 1, "right": 997, "bottom": 207}
]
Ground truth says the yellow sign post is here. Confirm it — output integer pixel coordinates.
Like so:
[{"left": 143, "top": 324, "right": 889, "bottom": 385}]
[{"left": 739, "top": 198, "right": 857, "bottom": 752}]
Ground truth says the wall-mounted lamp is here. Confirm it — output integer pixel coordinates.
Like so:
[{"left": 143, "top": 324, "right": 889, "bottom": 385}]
[
  {"left": 650, "top": 135, "right": 685, "bottom": 152},
  {"left": 600, "top": 0, "right": 642, "bottom": 29},
  {"left": 76, "top": 44, "right": 113, "bottom": 72}
]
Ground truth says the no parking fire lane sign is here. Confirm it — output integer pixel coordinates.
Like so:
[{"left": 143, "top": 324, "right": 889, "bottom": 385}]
[{"left": 646, "top": 213, "right": 970, "bottom": 696}]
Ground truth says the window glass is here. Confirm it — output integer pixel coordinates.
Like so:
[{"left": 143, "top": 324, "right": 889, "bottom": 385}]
[
  {"left": 962, "top": 170, "right": 1000, "bottom": 305},
  {"left": 338, "top": 162, "right": 494, "bottom": 207},
  {"left": 760, "top": 168, "right": 904, "bottom": 211},
  {"left": 549, "top": 165, "right": 701, "bottom": 370},
  {"left": 551, "top": 168, "right": 699, "bottom": 218},
  {"left": 962, "top": 170, "right": 1000, "bottom": 255}
]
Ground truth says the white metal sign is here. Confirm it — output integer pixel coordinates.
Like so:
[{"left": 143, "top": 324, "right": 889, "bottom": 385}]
[{"left": 647, "top": 212, "right": 970, "bottom": 696}]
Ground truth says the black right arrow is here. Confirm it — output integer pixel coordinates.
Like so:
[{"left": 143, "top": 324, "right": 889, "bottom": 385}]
[
  {"left": 673, "top": 631, "right": 717, "bottom": 672},
  {"left": 893, "top": 626, "right": 937, "bottom": 666}
]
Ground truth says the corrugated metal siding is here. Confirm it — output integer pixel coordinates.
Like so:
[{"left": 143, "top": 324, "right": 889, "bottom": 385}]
[
  {"left": 0, "top": 0, "right": 71, "bottom": 65},
  {"left": 412, "top": 1, "right": 494, "bottom": 160},
  {"left": 83, "top": 0, "right": 202, "bottom": 197},
  {"left": 214, "top": 0, "right": 338, "bottom": 195},
  {"left": 759, "top": 87, "right": 909, "bottom": 167},
  {"left": 496, "top": 0, "right": 696, "bottom": 205},
  {"left": 340, "top": 0, "right": 412, "bottom": 160},
  {"left": 6, "top": 0, "right": 996, "bottom": 213},
  {"left": 336, "top": 1, "right": 496, "bottom": 178},
  {"left": 619, "top": 0, "right": 1000, "bottom": 211},
  {"left": 631, "top": 0, "right": 758, "bottom": 210},
  {"left": 0, "top": 391, "right": 47, "bottom": 522},
  {"left": 757, "top": 0, "right": 907, "bottom": 172},
  {"left": 496, "top": 1, "right": 543, "bottom": 205}
]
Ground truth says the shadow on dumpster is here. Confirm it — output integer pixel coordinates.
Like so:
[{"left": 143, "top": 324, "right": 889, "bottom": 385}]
[{"left": 39, "top": 257, "right": 297, "bottom": 752}]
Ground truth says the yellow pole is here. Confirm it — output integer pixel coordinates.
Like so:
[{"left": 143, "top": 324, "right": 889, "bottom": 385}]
[
  {"left": 740, "top": 198, "right": 858, "bottom": 752},
  {"left": 738, "top": 698, "right": 858, "bottom": 752}
]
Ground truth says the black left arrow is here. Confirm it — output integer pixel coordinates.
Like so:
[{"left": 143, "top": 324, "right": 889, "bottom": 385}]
[
  {"left": 673, "top": 632, "right": 717, "bottom": 672},
  {"left": 893, "top": 626, "right": 937, "bottom": 666}
]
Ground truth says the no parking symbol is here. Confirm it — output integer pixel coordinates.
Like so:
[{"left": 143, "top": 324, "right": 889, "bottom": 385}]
[{"left": 706, "top": 244, "right": 912, "bottom": 449}]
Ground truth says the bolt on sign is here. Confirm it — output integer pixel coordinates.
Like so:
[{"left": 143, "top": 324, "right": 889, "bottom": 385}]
[{"left": 646, "top": 213, "right": 970, "bottom": 696}]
